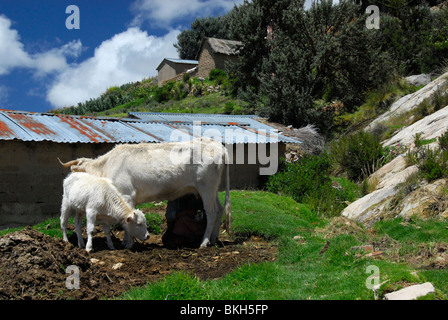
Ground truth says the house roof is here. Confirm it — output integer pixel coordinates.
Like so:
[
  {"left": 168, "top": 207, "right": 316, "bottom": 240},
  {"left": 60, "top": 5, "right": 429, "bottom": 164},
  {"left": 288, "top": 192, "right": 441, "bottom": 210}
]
[
  {"left": 0, "top": 110, "right": 301, "bottom": 144},
  {"left": 195, "top": 37, "right": 244, "bottom": 60},
  {"left": 156, "top": 58, "right": 198, "bottom": 71}
]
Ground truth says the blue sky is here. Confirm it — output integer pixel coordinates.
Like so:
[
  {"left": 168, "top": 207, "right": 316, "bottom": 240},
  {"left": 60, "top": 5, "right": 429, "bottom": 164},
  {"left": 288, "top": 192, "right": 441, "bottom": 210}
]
[{"left": 0, "top": 0, "right": 243, "bottom": 112}]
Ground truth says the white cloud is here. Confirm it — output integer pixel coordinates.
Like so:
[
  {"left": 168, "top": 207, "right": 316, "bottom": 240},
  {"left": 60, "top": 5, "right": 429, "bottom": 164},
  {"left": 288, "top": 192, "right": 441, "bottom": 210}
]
[
  {"left": 47, "top": 27, "right": 180, "bottom": 108},
  {"left": 31, "top": 40, "right": 83, "bottom": 77},
  {"left": 0, "top": 15, "right": 82, "bottom": 77},
  {"left": 130, "top": 0, "right": 241, "bottom": 28},
  {"left": 0, "top": 15, "right": 33, "bottom": 74}
]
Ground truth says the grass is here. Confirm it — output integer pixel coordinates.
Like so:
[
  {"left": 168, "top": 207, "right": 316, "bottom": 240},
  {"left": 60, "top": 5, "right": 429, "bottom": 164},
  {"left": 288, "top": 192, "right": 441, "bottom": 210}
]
[
  {"left": 96, "top": 92, "right": 248, "bottom": 118},
  {"left": 116, "top": 191, "right": 448, "bottom": 300},
  {"left": 1, "top": 190, "right": 446, "bottom": 300}
]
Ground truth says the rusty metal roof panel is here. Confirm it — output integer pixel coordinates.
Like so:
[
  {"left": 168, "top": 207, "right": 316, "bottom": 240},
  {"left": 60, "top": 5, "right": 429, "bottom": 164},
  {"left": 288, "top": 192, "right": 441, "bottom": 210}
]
[
  {"left": 126, "top": 122, "right": 190, "bottom": 142},
  {"left": 79, "top": 118, "right": 160, "bottom": 143},
  {"left": 127, "top": 112, "right": 301, "bottom": 144},
  {"left": 0, "top": 110, "right": 157, "bottom": 144},
  {"left": 0, "top": 110, "right": 301, "bottom": 144}
]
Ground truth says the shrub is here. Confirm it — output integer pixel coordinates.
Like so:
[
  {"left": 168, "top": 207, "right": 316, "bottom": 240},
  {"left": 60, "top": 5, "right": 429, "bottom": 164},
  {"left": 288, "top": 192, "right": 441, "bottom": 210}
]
[
  {"left": 438, "top": 129, "right": 448, "bottom": 151},
  {"left": 154, "top": 81, "right": 175, "bottom": 103},
  {"left": 329, "top": 131, "right": 388, "bottom": 181},
  {"left": 209, "top": 69, "right": 227, "bottom": 81},
  {"left": 266, "top": 154, "right": 360, "bottom": 217},
  {"left": 406, "top": 147, "right": 448, "bottom": 182}
]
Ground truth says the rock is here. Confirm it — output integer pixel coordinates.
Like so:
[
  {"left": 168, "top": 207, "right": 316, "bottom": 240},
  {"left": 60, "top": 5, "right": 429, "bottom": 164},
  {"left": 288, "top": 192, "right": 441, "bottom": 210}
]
[
  {"left": 384, "top": 282, "right": 435, "bottom": 300},
  {"left": 112, "top": 262, "right": 123, "bottom": 270},
  {"left": 392, "top": 178, "right": 448, "bottom": 219},
  {"left": 366, "top": 72, "right": 448, "bottom": 132},
  {"left": 383, "top": 106, "right": 448, "bottom": 148},
  {"left": 405, "top": 74, "right": 431, "bottom": 87}
]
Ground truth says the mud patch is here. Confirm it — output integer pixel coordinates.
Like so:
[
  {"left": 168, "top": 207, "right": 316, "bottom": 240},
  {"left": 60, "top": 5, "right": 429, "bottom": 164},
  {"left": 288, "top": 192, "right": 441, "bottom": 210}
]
[{"left": 0, "top": 227, "right": 277, "bottom": 300}]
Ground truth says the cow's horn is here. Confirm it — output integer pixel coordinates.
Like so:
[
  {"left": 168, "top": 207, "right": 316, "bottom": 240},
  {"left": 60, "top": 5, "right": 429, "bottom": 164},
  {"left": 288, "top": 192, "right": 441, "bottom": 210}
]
[{"left": 57, "top": 158, "right": 79, "bottom": 168}]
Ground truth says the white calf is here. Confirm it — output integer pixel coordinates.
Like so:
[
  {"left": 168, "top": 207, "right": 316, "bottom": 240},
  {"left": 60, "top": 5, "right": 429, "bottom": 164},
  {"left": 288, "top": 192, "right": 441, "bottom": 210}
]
[{"left": 60, "top": 172, "right": 149, "bottom": 252}]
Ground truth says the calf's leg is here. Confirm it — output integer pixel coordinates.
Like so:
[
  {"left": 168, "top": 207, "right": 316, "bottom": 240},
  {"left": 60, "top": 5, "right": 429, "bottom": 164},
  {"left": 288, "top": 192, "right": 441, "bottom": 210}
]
[
  {"left": 85, "top": 209, "right": 96, "bottom": 253},
  {"left": 102, "top": 224, "right": 115, "bottom": 250},
  {"left": 60, "top": 200, "right": 70, "bottom": 242}
]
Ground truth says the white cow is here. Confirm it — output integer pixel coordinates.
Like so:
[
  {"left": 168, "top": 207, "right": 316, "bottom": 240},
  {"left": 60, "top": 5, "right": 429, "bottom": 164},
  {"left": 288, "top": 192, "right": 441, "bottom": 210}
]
[
  {"left": 60, "top": 172, "right": 150, "bottom": 252},
  {"left": 59, "top": 138, "right": 231, "bottom": 248}
]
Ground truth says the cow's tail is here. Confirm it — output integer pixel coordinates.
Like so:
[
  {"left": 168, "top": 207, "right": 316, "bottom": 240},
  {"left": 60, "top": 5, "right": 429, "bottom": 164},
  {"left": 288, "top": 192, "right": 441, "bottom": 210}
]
[{"left": 224, "top": 148, "right": 233, "bottom": 237}]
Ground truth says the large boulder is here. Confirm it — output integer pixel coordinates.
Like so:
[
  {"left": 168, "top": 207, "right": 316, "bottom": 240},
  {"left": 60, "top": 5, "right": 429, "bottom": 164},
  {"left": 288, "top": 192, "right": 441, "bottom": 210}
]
[{"left": 405, "top": 74, "right": 431, "bottom": 87}]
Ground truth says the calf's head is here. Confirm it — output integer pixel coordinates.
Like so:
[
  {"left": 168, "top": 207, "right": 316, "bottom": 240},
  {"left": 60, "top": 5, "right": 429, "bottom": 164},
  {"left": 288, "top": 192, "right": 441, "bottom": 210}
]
[{"left": 125, "top": 209, "right": 150, "bottom": 241}]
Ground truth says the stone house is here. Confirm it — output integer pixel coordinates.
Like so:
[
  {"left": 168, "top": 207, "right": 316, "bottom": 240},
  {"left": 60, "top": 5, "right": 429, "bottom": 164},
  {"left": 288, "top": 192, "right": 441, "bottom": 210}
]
[
  {"left": 156, "top": 37, "right": 243, "bottom": 86},
  {"left": 156, "top": 58, "right": 198, "bottom": 86},
  {"left": 195, "top": 37, "right": 243, "bottom": 78}
]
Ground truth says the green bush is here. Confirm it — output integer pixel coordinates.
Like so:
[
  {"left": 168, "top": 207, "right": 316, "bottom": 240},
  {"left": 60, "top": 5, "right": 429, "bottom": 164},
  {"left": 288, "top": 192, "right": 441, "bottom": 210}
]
[
  {"left": 209, "top": 69, "right": 227, "bottom": 82},
  {"left": 406, "top": 146, "right": 448, "bottom": 182},
  {"left": 154, "top": 81, "right": 175, "bottom": 103},
  {"left": 438, "top": 130, "right": 448, "bottom": 151},
  {"left": 329, "top": 131, "right": 388, "bottom": 181},
  {"left": 266, "top": 154, "right": 360, "bottom": 217}
]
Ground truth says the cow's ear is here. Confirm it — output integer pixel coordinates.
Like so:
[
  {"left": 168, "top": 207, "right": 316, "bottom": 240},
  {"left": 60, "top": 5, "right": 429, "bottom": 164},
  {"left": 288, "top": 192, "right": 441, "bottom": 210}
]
[
  {"left": 126, "top": 213, "right": 135, "bottom": 223},
  {"left": 71, "top": 165, "right": 86, "bottom": 172}
]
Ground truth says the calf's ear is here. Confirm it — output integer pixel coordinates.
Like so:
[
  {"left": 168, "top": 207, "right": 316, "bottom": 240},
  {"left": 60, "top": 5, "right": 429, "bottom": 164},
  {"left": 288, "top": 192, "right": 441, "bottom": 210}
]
[{"left": 126, "top": 213, "right": 136, "bottom": 223}]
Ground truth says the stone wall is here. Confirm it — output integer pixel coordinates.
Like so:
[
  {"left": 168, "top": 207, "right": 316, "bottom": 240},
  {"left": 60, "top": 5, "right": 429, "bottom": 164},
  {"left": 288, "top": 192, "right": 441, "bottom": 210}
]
[
  {"left": 0, "top": 141, "right": 114, "bottom": 229},
  {"left": 158, "top": 68, "right": 198, "bottom": 87},
  {"left": 0, "top": 140, "right": 285, "bottom": 229},
  {"left": 196, "top": 41, "right": 239, "bottom": 78}
]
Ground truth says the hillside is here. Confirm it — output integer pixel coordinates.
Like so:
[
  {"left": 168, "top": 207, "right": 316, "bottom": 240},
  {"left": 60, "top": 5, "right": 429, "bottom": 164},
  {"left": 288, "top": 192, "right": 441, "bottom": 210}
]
[
  {"left": 52, "top": 70, "right": 248, "bottom": 118},
  {"left": 342, "top": 71, "right": 448, "bottom": 225}
]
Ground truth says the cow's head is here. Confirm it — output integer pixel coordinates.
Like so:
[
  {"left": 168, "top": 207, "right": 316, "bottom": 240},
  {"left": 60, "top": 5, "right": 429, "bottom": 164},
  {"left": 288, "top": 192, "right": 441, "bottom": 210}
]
[{"left": 58, "top": 157, "right": 92, "bottom": 172}]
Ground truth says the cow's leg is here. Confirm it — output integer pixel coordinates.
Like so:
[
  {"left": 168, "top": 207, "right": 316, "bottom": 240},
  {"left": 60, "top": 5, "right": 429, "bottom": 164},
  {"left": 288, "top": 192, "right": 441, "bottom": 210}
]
[
  {"left": 210, "top": 195, "right": 224, "bottom": 244},
  {"left": 199, "top": 192, "right": 218, "bottom": 248},
  {"left": 102, "top": 224, "right": 115, "bottom": 250},
  {"left": 74, "top": 212, "right": 85, "bottom": 249}
]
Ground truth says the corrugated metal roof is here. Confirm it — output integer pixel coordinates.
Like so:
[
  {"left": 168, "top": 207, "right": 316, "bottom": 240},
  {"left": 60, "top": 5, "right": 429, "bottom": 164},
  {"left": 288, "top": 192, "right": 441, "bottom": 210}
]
[
  {"left": 0, "top": 110, "right": 301, "bottom": 144},
  {"left": 156, "top": 58, "right": 198, "bottom": 71},
  {"left": 165, "top": 58, "right": 198, "bottom": 65}
]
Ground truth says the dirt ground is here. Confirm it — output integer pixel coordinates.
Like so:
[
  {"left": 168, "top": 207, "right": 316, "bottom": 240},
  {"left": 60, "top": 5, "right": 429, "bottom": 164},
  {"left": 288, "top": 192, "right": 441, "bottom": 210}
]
[{"left": 0, "top": 224, "right": 277, "bottom": 300}]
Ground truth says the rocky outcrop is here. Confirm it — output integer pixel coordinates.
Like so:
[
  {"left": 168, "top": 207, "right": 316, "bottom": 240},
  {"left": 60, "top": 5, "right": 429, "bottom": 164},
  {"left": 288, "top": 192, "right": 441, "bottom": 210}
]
[
  {"left": 383, "top": 106, "right": 448, "bottom": 147},
  {"left": 342, "top": 155, "right": 419, "bottom": 226},
  {"left": 342, "top": 72, "right": 448, "bottom": 226},
  {"left": 366, "top": 73, "right": 448, "bottom": 132}
]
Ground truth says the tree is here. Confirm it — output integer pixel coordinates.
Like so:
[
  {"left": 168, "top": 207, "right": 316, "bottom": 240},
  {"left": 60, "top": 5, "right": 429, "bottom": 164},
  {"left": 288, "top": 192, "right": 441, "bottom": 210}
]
[
  {"left": 231, "top": 0, "right": 394, "bottom": 130},
  {"left": 174, "top": 16, "right": 231, "bottom": 59}
]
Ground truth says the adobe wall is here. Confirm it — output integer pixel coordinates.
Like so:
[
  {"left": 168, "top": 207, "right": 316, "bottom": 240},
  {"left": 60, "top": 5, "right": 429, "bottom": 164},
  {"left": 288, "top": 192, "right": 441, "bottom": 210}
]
[
  {"left": 0, "top": 141, "right": 114, "bottom": 229},
  {"left": 219, "top": 143, "right": 286, "bottom": 191},
  {"left": 0, "top": 141, "right": 285, "bottom": 229},
  {"left": 157, "top": 62, "right": 177, "bottom": 84}
]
